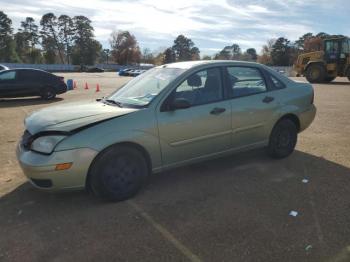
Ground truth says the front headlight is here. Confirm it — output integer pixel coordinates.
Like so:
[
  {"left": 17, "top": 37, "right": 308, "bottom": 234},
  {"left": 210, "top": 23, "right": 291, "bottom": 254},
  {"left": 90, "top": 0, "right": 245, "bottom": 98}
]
[{"left": 30, "top": 135, "right": 66, "bottom": 154}]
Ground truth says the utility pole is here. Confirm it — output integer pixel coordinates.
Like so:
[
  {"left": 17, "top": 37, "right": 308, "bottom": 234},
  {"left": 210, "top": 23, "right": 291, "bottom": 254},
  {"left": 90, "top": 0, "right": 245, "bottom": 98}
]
[{"left": 103, "top": 49, "right": 110, "bottom": 64}]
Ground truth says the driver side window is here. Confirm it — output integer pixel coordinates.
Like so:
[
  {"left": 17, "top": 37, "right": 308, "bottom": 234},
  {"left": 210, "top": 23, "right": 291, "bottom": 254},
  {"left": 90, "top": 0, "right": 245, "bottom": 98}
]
[
  {"left": 226, "top": 67, "right": 267, "bottom": 98},
  {"left": 174, "top": 67, "right": 223, "bottom": 106}
]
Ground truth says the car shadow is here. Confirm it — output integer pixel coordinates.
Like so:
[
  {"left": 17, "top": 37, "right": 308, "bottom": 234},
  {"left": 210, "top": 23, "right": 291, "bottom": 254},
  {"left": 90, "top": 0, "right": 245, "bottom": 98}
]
[
  {"left": 318, "top": 81, "right": 350, "bottom": 86},
  {"left": 0, "top": 97, "right": 63, "bottom": 108},
  {"left": 1, "top": 149, "right": 350, "bottom": 262}
]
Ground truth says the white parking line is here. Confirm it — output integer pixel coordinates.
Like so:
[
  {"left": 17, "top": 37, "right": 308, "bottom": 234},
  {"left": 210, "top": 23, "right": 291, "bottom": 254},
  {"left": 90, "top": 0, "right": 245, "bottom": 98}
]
[
  {"left": 128, "top": 200, "right": 202, "bottom": 262},
  {"left": 304, "top": 166, "right": 325, "bottom": 247}
]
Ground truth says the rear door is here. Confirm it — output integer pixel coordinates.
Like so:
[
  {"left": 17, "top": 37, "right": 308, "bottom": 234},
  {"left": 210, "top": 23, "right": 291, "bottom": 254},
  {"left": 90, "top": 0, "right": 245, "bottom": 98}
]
[
  {"left": 16, "top": 70, "right": 43, "bottom": 96},
  {"left": 225, "top": 66, "right": 280, "bottom": 148},
  {"left": 0, "top": 71, "right": 18, "bottom": 97}
]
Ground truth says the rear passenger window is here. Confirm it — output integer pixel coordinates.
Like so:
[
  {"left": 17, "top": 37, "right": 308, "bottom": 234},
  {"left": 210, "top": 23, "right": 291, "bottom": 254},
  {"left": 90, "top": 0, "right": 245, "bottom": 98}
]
[
  {"left": 226, "top": 67, "right": 266, "bottom": 98},
  {"left": 0, "top": 71, "right": 16, "bottom": 80},
  {"left": 269, "top": 75, "right": 285, "bottom": 90}
]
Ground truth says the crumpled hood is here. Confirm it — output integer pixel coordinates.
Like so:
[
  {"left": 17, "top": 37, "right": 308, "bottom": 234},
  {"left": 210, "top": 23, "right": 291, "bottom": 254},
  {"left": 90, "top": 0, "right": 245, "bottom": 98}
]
[{"left": 25, "top": 100, "right": 138, "bottom": 134}]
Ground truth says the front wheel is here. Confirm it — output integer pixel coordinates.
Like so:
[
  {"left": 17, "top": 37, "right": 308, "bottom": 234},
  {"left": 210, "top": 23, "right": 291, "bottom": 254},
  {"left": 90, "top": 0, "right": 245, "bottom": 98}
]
[
  {"left": 268, "top": 119, "right": 298, "bottom": 159},
  {"left": 305, "top": 64, "right": 325, "bottom": 83},
  {"left": 89, "top": 145, "right": 149, "bottom": 201}
]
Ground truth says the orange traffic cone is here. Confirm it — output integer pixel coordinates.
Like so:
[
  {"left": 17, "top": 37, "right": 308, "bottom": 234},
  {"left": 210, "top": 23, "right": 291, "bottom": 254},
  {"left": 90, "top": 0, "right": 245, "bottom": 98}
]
[
  {"left": 96, "top": 83, "right": 100, "bottom": 92},
  {"left": 73, "top": 81, "right": 77, "bottom": 89},
  {"left": 84, "top": 82, "right": 89, "bottom": 90}
]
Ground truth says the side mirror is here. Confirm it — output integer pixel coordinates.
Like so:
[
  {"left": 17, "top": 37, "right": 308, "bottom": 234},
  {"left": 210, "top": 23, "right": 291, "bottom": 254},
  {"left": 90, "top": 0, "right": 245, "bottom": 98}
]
[{"left": 170, "top": 98, "right": 191, "bottom": 110}]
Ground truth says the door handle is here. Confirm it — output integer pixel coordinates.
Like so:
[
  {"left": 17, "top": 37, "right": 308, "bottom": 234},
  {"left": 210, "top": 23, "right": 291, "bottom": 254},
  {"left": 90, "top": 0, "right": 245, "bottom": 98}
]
[
  {"left": 210, "top": 107, "right": 226, "bottom": 115},
  {"left": 262, "top": 96, "right": 274, "bottom": 103}
]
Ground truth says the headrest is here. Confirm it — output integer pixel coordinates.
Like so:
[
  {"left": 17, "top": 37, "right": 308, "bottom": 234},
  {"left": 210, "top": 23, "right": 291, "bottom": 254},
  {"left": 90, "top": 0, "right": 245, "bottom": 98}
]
[{"left": 187, "top": 74, "right": 202, "bottom": 87}]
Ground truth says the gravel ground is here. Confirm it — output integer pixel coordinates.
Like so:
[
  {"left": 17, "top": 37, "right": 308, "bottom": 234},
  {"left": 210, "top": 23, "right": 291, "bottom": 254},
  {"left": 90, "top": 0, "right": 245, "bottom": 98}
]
[{"left": 0, "top": 73, "right": 350, "bottom": 262}]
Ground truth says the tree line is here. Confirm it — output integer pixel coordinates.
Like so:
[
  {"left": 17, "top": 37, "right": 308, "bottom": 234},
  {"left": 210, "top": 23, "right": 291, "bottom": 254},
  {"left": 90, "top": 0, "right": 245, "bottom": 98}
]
[
  {"left": 0, "top": 11, "right": 101, "bottom": 65},
  {"left": 0, "top": 10, "right": 346, "bottom": 66},
  {"left": 109, "top": 31, "right": 345, "bottom": 66}
]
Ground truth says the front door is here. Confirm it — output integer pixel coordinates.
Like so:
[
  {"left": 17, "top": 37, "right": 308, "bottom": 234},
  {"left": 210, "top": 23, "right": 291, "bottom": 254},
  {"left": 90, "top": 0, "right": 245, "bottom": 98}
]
[
  {"left": 156, "top": 67, "right": 232, "bottom": 167},
  {"left": 16, "top": 70, "right": 40, "bottom": 96},
  {"left": 339, "top": 39, "right": 350, "bottom": 75},
  {"left": 324, "top": 40, "right": 340, "bottom": 64}
]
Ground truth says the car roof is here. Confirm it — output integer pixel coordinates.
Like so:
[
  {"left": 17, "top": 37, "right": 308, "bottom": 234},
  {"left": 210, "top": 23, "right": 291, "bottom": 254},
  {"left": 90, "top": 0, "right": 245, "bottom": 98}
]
[
  {"left": 156, "top": 60, "right": 295, "bottom": 86},
  {"left": 159, "top": 60, "right": 263, "bottom": 70}
]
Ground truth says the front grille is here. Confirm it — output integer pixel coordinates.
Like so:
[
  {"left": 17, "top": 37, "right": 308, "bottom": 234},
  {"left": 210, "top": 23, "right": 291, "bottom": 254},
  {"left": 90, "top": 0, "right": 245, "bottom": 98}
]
[{"left": 21, "top": 130, "right": 33, "bottom": 150}]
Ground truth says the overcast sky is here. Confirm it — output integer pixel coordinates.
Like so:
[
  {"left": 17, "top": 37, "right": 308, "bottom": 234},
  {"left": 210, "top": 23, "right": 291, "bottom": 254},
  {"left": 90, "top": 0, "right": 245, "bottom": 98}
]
[{"left": 1, "top": 0, "right": 349, "bottom": 55}]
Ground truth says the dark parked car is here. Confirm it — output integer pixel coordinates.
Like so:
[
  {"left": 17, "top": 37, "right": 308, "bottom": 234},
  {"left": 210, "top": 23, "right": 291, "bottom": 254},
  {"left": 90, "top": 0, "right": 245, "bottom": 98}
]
[
  {"left": 86, "top": 67, "right": 104, "bottom": 73},
  {"left": 0, "top": 69, "right": 67, "bottom": 100},
  {"left": 79, "top": 65, "right": 104, "bottom": 73}
]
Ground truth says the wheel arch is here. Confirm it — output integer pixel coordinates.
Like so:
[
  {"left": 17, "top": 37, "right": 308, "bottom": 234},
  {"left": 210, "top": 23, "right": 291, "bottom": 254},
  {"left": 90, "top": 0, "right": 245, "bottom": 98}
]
[
  {"left": 40, "top": 85, "right": 56, "bottom": 99},
  {"left": 305, "top": 61, "right": 326, "bottom": 72},
  {"left": 85, "top": 141, "right": 153, "bottom": 190},
  {"left": 275, "top": 113, "right": 300, "bottom": 132}
]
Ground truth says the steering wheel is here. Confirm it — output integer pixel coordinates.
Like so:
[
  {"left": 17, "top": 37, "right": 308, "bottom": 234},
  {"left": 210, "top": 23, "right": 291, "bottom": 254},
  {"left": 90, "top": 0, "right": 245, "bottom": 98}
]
[{"left": 256, "top": 80, "right": 264, "bottom": 86}]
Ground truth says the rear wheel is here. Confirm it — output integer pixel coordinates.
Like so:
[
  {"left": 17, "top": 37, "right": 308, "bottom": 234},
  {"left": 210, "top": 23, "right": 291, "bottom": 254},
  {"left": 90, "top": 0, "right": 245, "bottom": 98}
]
[
  {"left": 41, "top": 87, "right": 56, "bottom": 100},
  {"left": 89, "top": 145, "right": 149, "bottom": 201},
  {"left": 268, "top": 119, "right": 298, "bottom": 159},
  {"left": 306, "top": 64, "right": 325, "bottom": 83}
]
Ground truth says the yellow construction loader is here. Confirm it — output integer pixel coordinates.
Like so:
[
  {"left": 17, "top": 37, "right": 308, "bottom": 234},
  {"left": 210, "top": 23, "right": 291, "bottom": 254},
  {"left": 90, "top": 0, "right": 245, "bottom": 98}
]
[{"left": 294, "top": 36, "right": 350, "bottom": 83}]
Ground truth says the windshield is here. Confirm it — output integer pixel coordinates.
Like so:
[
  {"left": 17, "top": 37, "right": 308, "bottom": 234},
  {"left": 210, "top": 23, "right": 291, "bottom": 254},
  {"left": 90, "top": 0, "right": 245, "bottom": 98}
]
[{"left": 107, "top": 67, "right": 185, "bottom": 107}]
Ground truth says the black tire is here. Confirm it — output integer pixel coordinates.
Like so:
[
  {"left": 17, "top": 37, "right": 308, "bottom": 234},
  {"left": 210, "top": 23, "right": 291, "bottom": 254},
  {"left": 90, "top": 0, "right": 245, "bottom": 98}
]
[
  {"left": 268, "top": 119, "right": 298, "bottom": 159},
  {"left": 89, "top": 145, "right": 149, "bottom": 201},
  {"left": 347, "top": 69, "right": 350, "bottom": 81},
  {"left": 306, "top": 64, "right": 325, "bottom": 83},
  {"left": 324, "top": 76, "right": 336, "bottom": 82},
  {"left": 41, "top": 87, "right": 56, "bottom": 100}
]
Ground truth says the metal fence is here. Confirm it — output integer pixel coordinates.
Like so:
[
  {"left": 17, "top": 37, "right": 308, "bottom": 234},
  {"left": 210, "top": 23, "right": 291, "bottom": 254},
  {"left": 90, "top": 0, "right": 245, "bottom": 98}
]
[
  {"left": 0, "top": 63, "right": 155, "bottom": 72},
  {"left": 1, "top": 63, "right": 76, "bottom": 72},
  {"left": 95, "top": 63, "right": 154, "bottom": 71},
  {"left": 1, "top": 63, "right": 293, "bottom": 76}
]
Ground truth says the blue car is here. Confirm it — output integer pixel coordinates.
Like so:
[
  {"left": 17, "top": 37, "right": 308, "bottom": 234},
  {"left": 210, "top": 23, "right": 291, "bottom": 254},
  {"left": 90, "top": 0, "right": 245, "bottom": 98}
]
[{"left": 118, "top": 68, "right": 133, "bottom": 76}]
